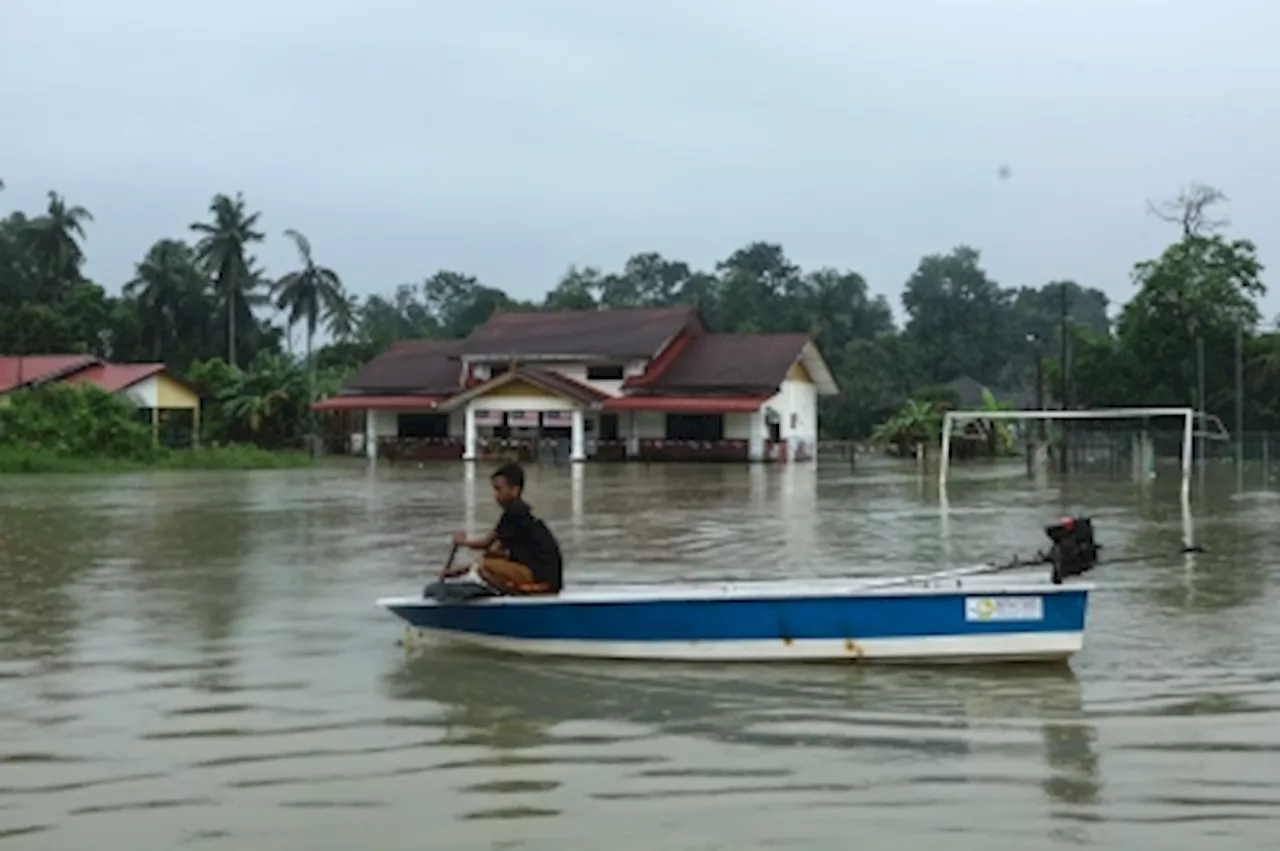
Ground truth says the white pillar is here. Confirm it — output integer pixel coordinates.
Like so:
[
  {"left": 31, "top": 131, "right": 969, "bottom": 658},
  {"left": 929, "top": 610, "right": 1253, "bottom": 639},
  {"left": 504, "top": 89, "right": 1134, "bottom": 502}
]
[
  {"left": 464, "top": 461, "right": 476, "bottom": 536},
  {"left": 571, "top": 462, "right": 584, "bottom": 547},
  {"left": 627, "top": 412, "right": 640, "bottom": 457},
  {"left": 365, "top": 409, "right": 377, "bottom": 461},
  {"left": 463, "top": 404, "right": 477, "bottom": 461},
  {"left": 748, "top": 410, "right": 765, "bottom": 462},
  {"left": 938, "top": 413, "right": 953, "bottom": 487},
  {"left": 570, "top": 408, "right": 586, "bottom": 462}
]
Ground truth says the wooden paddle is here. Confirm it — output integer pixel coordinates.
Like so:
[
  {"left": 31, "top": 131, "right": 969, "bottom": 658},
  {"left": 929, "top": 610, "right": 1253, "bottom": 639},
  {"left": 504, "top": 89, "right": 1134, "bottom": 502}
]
[
  {"left": 439, "top": 542, "right": 459, "bottom": 579},
  {"left": 422, "top": 542, "right": 461, "bottom": 599}
]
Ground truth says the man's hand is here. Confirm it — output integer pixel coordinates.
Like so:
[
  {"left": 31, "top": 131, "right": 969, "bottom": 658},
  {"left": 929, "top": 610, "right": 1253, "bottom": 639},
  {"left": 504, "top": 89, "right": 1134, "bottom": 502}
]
[{"left": 452, "top": 531, "right": 468, "bottom": 546}]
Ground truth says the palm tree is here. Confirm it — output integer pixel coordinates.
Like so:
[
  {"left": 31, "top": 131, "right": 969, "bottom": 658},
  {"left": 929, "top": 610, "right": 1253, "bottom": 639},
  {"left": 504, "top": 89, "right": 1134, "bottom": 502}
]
[
  {"left": 23, "top": 191, "right": 93, "bottom": 300},
  {"left": 124, "top": 239, "right": 209, "bottom": 361},
  {"left": 272, "top": 228, "right": 347, "bottom": 453},
  {"left": 190, "top": 192, "right": 265, "bottom": 366},
  {"left": 326, "top": 291, "right": 360, "bottom": 342}
]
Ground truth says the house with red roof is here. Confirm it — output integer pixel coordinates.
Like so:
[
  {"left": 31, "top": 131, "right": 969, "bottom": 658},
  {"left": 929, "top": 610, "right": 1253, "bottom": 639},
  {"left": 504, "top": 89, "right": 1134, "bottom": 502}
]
[
  {"left": 313, "top": 306, "right": 838, "bottom": 463},
  {"left": 0, "top": 355, "right": 202, "bottom": 443}
]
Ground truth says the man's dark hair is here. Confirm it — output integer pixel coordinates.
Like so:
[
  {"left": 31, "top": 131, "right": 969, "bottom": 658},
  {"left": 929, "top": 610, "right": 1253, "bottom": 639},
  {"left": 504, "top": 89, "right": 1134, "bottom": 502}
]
[{"left": 492, "top": 462, "right": 525, "bottom": 490}]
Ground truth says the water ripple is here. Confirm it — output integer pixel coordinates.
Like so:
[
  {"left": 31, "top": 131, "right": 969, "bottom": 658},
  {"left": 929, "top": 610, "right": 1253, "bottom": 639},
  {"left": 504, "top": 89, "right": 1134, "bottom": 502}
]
[{"left": 1, "top": 461, "right": 1277, "bottom": 849}]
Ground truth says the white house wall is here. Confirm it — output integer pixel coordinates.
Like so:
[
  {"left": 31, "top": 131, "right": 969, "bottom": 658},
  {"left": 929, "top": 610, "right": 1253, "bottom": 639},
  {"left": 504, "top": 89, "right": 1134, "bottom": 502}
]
[
  {"left": 468, "top": 394, "right": 577, "bottom": 414},
  {"left": 764, "top": 377, "right": 819, "bottom": 454},
  {"left": 723, "top": 412, "right": 753, "bottom": 441},
  {"left": 371, "top": 410, "right": 398, "bottom": 438},
  {"left": 121, "top": 375, "right": 159, "bottom": 409},
  {"left": 627, "top": 411, "right": 666, "bottom": 439}
]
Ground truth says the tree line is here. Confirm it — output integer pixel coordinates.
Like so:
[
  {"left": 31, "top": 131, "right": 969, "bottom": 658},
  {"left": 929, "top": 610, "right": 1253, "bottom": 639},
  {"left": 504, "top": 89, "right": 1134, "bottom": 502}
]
[{"left": 2, "top": 181, "right": 1277, "bottom": 444}]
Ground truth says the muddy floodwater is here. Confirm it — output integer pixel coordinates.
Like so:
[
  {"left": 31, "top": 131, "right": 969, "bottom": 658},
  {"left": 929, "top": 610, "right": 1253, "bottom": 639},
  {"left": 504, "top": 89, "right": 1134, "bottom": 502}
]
[{"left": 2, "top": 458, "right": 1278, "bottom": 850}]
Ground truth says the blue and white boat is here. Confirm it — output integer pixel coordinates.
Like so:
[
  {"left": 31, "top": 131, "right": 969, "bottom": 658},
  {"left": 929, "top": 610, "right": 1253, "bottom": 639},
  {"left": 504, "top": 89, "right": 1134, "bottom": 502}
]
[
  {"left": 378, "top": 569, "right": 1092, "bottom": 663},
  {"left": 378, "top": 516, "right": 1108, "bottom": 664}
]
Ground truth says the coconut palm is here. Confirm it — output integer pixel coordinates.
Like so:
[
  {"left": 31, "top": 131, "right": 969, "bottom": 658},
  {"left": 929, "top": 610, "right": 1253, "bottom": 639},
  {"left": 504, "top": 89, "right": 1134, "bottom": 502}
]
[
  {"left": 124, "top": 239, "right": 210, "bottom": 361},
  {"left": 272, "top": 228, "right": 347, "bottom": 453},
  {"left": 326, "top": 290, "right": 359, "bottom": 342},
  {"left": 190, "top": 192, "right": 265, "bottom": 366},
  {"left": 23, "top": 191, "right": 93, "bottom": 299}
]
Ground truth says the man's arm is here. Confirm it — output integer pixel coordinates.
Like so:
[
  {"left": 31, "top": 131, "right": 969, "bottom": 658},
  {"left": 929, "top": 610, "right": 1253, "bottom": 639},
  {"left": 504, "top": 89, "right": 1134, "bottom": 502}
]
[{"left": 453, "top": 529, "right": 497, "bottom": 550}]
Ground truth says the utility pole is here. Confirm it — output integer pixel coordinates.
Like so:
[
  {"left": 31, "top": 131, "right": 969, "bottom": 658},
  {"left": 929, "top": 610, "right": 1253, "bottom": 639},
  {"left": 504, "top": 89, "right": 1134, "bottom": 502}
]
[
  {"left": 1058, "top": 284, "right": 1069, "bottom": 474},
  {"left": 1236, "top": 318, "right": 1244, "bottom": 483},
  {"left": 1196, "top": 336, "right": 1206, "bottom": 481},
  {"left": 1025, "top": 333, "right": 1046, "bottom": 477}
]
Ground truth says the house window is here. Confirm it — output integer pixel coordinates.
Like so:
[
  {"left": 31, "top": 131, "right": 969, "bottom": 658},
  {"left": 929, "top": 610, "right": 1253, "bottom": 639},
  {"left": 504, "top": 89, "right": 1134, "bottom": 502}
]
[
  {"left": 665, "top": 413, "right": 724, "bottom": 441},
  {"left": 790, "top": 413, "right": 798, "bottom": 429},
  {"left": 587, "top": 364, "right": 625, "bottom": 380},
  {"left": 598, "top": 413, "right": 619, "bottom": 440},
  {"left": 397, "top": 413, "right": 450, "bottom": 439}
]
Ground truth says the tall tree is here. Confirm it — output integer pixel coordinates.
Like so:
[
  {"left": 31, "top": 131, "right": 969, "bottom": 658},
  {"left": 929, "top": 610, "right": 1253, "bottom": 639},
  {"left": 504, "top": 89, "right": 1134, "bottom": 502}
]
[
  {"left": 190, "top": 192, "right": 265, "bottom": 366},
  {"left": 901, "top": 246, "right": 1014, "bottom": 385},
  {"left": 423, "top": 271, "right": 515, "bottom": 338},
  {"left": 24, "top": 191, "right": 93, "bottom": 301},
  {"left": 124, "top": 239, "right": 211, "bottom": 363},
  {"left": 273, "top": 229, "right": 348, "bottom": 451}
]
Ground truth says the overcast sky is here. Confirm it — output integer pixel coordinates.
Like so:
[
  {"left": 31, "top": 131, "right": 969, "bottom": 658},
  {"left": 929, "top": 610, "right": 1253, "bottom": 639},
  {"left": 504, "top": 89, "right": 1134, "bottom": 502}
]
[{"left": 4, "top": 0, "right": 1278, "bottom": 326}]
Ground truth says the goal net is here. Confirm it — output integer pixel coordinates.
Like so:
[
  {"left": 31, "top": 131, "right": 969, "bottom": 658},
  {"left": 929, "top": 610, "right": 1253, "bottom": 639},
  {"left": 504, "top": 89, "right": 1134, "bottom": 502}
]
[{"left": 938, "top": 407, "right": 1197, "bottom": 497}]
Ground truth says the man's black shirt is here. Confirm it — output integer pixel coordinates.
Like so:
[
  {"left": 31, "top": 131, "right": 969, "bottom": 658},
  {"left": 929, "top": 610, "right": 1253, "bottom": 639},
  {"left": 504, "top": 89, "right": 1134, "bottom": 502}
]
[{"left": 495, "top": 499, "right": 563, "bottom": 592}]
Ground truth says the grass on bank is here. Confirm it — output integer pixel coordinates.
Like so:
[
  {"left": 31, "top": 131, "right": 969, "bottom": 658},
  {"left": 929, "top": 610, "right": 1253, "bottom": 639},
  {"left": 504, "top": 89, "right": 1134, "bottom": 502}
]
[{"left": 0, "top": 442, "right": 317, "bottom": 474}]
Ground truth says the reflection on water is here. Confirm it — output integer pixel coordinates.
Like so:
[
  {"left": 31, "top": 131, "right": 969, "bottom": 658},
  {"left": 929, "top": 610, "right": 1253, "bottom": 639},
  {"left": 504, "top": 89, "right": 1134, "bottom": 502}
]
[{"left": 0, "top": 457, "right": 1277, "bottom": 850}]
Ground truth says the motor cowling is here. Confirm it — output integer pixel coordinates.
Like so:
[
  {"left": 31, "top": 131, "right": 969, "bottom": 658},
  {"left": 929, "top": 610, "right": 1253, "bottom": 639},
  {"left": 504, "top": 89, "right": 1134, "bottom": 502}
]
[{"left": 1045, "top": 516, "right": 1099, "bottom": 584}]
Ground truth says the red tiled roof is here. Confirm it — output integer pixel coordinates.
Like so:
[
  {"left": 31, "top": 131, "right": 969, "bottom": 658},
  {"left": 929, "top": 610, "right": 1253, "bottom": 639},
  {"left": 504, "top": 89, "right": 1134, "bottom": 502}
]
[
  {"left": 341, "top": 339, "right": 465, "bottom": 395},
  {"left": 312, "top": 394, "right": 447, "bottom": 412},
  {"left": 65, "top": 363, "right": 166, "bottom": 393},
  {"left": 0, "top": 355, "right": 99, "bottom": 393},
  {"left": 627, "top": 333, "right": 812, "bottom": 395},
  {"left": 452, "top": 306, "right": 706, "bottom": 359},
  {"left": 622, "top": 330, "right": 694, "bottom": 388},
  {"left": 604, "top": 396, "right": 767, "bottom": 413}
]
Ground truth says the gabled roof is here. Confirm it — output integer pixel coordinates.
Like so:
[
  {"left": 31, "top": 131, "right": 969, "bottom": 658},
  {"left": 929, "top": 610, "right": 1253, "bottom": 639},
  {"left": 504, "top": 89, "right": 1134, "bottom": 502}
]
[
  {"left": 65, "top": 363, "right": 167, "bottom": 393},
  {"left": 0, "top": 355, "right": 99, "bottom": 393},
  {"left": 339, "top": 339, "right": 464, "bottom": 396},
  {"left": 626, "top": 333, "right": 839, "bottom": 396},
  {"left": 437, "top": 365, "right": 611, "bottom": 411},
  {"left": 451, "top": 306, "right": 706, "bottom": 360}
]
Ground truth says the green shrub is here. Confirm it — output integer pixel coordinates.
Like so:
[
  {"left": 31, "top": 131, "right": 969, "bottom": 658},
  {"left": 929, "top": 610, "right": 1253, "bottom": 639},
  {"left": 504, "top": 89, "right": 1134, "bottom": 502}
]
[
  {"left": 0, "top": 443, "right": 315, "bottom": 474},
  {"left": 0, "top": 383, "right": 156, "bottom": 459}
]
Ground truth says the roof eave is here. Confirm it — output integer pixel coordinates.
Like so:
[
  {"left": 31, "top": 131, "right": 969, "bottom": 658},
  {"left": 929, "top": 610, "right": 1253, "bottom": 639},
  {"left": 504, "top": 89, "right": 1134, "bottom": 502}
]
[
  {"left": 799, "top": 340, "right": 841, "bottom": 395},
  {"left": 455, "top": 352, "right": 643, "bottom": 363}
]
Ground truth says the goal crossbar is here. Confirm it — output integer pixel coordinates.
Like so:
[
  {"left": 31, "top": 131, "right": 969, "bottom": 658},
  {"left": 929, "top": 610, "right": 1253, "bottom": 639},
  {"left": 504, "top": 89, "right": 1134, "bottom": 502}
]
[{"left": 939, "top": 407, "right": 1194, "bottom": 497}]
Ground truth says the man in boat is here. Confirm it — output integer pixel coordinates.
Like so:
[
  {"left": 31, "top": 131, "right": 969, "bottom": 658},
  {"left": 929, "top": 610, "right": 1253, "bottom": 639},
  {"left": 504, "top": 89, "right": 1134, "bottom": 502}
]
[{"left": 442, "top": 462, "right": 563, "bottom": 596}]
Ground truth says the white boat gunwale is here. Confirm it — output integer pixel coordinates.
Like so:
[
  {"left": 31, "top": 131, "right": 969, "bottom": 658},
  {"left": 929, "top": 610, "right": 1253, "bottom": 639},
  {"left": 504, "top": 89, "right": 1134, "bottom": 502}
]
[{"left": 377, "top": 572, "right": 1093, "bottom": 609}]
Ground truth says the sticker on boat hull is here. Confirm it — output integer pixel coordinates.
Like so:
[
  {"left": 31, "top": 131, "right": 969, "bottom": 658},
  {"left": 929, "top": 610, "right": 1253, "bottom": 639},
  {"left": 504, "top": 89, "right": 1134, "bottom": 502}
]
[{"left": 964, "top": 595, "right": 1044, "bottom": 622}]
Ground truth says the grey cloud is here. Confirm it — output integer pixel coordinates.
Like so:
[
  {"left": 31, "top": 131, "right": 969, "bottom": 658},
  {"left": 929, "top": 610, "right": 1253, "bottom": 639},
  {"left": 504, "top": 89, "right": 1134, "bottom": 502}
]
[{"left": 2, "top": 0, "right": 1277, "bottom": 323}]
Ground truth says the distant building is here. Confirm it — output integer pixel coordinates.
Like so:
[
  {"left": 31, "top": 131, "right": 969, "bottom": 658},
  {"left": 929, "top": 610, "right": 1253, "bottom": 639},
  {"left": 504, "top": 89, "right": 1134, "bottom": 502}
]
[
  {"left": 0, "top": 354, "right": 201, "bottom": 443},
  {"left": 313, "top": 306, "right": 838, "bottom": 463}
]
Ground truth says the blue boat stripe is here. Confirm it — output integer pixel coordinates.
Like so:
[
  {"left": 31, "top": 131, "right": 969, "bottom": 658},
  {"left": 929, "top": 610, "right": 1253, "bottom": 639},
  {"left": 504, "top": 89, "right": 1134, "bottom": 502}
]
[{"left": 387, "top": 590, "right": 1089, "bottom": 642}]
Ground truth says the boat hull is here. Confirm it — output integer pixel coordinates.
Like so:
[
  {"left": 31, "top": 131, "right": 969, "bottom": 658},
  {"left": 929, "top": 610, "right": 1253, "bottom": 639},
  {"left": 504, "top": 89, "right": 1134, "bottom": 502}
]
[{"left": 379, "top": 577, "right": 1092, "bottom": 664}]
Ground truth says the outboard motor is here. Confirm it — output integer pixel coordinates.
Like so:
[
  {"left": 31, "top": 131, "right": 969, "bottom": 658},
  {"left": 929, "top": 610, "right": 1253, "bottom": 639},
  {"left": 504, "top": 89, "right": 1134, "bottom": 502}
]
[{"left": 1045, "top": 516, "right": 1100, "bottom": 584}]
